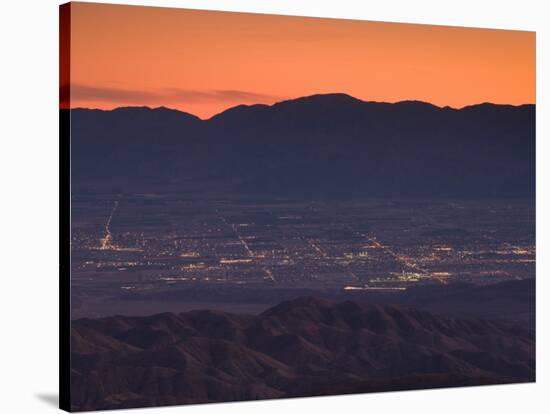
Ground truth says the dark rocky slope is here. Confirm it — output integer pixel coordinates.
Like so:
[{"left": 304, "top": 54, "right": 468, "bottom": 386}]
[{"left": 71, "top": 297, "right": 535, "bottom": 411}]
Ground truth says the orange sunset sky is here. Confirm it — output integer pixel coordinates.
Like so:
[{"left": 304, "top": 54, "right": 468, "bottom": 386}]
[{"left": 62, "top": 2, "right": 535, "bottom": 119}]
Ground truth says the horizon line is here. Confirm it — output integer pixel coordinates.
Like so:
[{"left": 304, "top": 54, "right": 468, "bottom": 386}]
[{"left": 61, "top": 92, "right": 536, "bottom": 121}]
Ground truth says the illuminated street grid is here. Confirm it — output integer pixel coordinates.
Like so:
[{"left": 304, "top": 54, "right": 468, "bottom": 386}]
[{"left": 71, "top": 194, "right": 535, "bottom": 293}]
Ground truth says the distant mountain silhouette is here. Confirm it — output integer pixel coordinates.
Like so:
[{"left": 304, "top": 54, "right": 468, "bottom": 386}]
[
  {"left": 68, "top": 94, "right": 535, "bottom": 198},
  {"left": 100, "top": 278, "right": 534, "bottom": 330},
  {"left": 71, "top": 297, "right": 535, "bottom": 411}
]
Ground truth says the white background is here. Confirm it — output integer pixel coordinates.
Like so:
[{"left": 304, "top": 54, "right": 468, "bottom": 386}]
[{"left": 0, "top": 0, "right": 548, "bottom": 412}]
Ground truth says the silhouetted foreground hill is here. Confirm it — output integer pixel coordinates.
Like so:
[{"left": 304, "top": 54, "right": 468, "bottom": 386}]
[
  {"left": 396, "top": 278, "right": 536, "bottom": 329},
  {"left": 68, "top": 94, "right": 535, "bottom": 198},
  {"left": 99, "top": 278, "right": 535, "bottom": 329},
  {"left": 71, "top": 297, "right": 535, "bottom": 411}
]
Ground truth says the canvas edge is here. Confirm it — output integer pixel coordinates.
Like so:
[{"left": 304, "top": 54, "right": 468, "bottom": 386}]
[{"left": 59, "top": 2, "right": 72, "bottom": 412}]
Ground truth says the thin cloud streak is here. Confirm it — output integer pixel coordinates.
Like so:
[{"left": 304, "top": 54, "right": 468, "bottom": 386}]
[{"left": 71, "top": 84, "right": 282, "bottom": 105}]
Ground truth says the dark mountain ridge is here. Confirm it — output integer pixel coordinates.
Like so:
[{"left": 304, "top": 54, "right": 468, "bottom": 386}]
[
  {"left": 101, "top": 278, "right": 534, "bottom": 330},
  {"left": 67, "top": 93, "right": 535, "bottom": 198},
  {"left": 70, "top": 297, "right": 535, "bottom": 411}
]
